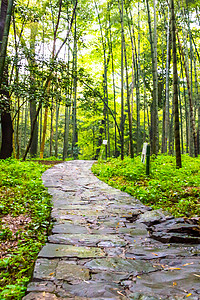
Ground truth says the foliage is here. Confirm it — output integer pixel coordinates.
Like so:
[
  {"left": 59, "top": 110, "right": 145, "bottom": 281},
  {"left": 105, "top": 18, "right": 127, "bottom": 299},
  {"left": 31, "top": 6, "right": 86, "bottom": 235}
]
[
  {"left": 0, "top": 159, "right": 52, "bottom": 300},
  {"left": 92, "top": 155, "right": 200, "bottom": 218}
]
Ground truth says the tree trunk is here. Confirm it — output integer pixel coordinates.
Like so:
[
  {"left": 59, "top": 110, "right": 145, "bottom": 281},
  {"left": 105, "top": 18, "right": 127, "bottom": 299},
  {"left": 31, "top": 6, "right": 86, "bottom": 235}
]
[
  {"left": 194, "top": 53, "right": 200, "bottom": 154},
  {"left": 0, "top": 0, "right": 14, "bottom": 83},
  {"left": 29, "top": 22, "right": 39, "bottom": 157},
  {"left": 50, "top": 98, "right": 54, "bottom": 156},
  {"left": 40, "top": 106, "right": 48, "bottom": 159},
  {"left": 164, "top": 4, "right": 170, "bottom": 153},
  {"left": 72, "top": 12, "right": 78, "bottom": 159},
  {"left": 109, "top": 9, "right": 118, "bottom": 157},
  {"left": 63, "top": 17, "right": 71, "bottom": 160},
  {"left": 55, "top": 101, "right": 60, "bottom": 157},
  {"left": 0, "top": 0, "right": 14, "bottom": 159},
  {"left": 177, "top": 32, "right": 198, "bottom": 157},
  {"left": 118, "top": 0, "right": 124, "bottom": 160},
  {"left": 123, "top": 28, "right": 134, "bottom": 158},
  {"left": 146, "top": 0, "right": 159, "bottom": 155},
  {"left": 137, "top": 1, "right": 141, "bottom": 154},
  {"left": 171, "top": 0, "right": 182, "bottom": 168}
]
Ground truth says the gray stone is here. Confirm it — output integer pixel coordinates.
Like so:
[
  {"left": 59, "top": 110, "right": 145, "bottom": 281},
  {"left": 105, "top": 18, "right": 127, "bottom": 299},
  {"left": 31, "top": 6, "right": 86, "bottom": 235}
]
[
  {"left": 85, "top": 257, "right": 155, "bottom": 274},
  {"left": 52, "top": 223, "right": 88, "bottom": 234},
  {"left": 39, "top": 243, "right": 105, "bottom": 258},
  {"left": 149, "top": 218, "right": 200, "bottom": 244},
  {"left": 33, "top": 259, "right": 58, "bottom": 280},
  {"left": 137, "top": 209, "right": 172, "bottom": 226},
  {"left": 22, "top": 292, "right": 65, "bottom": 300},
  {"left": 129, "top": 265, "right": 200, "bottom": 297},
  {"left": 62, "top": 281, "right": 125, "bottom": 298},
  {"left": 128, "top": 293, "right": 160, "bottom": 300},
  {"left": 27, "top": 282, "right": 56, "bottom": 293},
  {"left": 56, "top": 261, "right": 90, "bottom": 282},
  {"left": 91, "top": 271, "right": 129, "bottom": 282},
  {"left": 118, "top": 227, "right": 149, "bottom": 236},
  {"left": 48, "top": 233, "right": 126, "bottom": 247}
]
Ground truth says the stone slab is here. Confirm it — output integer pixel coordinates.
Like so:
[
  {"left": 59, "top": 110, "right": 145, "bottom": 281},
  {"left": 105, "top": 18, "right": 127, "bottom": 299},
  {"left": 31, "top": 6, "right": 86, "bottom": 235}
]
[
  {"left": 48, "top": 233, "right": 127, "bottom": 247},
  {"left": 38, "top": 243, "right": 105, "bottom": 258},
  {"left": 84, "top": 257, "right": 156, "bottom": 274},
  {"left": 52, "top": 223, "right": 88, "bottom": 234},
  {"left": 56, "top": 261, "right": 90, "bottom": 282}
]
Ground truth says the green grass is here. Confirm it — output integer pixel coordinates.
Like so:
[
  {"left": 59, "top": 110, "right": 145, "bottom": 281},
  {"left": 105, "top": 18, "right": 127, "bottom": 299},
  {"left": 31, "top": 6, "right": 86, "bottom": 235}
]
[
  {"left": 92, "top": 154, "right": 200, "bottom": 218},
  {"left": 0, "top": 159, "right": 52, "bottom": 300}
]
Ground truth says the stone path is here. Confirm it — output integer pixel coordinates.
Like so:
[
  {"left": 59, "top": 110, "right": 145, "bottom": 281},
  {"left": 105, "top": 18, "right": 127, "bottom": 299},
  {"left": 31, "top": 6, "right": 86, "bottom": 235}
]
[{"left": 23, "top": 161, "right": 200, "bottom": 300}]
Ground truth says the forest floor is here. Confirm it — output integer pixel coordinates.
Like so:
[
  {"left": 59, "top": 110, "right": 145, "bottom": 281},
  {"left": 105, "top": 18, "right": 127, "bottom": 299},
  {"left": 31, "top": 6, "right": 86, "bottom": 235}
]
[{"left": 23, "top": 160, "right": 200, "bottom": 300}]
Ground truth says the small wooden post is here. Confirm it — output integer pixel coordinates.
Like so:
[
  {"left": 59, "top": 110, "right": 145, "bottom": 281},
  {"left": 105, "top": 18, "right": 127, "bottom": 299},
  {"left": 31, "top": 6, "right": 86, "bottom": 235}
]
[{"left": 146, "top": 144, "right": 150, "bottom": 176}]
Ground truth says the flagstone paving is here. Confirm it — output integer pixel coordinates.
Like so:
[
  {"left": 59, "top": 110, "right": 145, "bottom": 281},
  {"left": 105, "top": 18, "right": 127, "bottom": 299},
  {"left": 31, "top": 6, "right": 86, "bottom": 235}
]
[{"left": 23, "top": 160, "right": 200, "bottom": 300}]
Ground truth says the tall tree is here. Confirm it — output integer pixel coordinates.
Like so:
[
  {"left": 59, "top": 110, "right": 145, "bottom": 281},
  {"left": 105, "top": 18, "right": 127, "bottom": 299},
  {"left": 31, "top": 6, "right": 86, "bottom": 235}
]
[
  {"left": 171, "top": 0, "right": 182, "bottom": 168},
  {"left": 0, "top": 0, "right": 14, "bottom": 159},
  {"left": 146, "top": 0, "right": 159, "bottom": 155}
]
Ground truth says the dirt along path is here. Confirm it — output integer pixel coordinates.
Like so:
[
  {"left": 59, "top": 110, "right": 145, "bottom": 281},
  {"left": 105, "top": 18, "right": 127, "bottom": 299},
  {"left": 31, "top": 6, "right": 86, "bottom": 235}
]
[{"left": 23, "top": 160, "right": 200, "bottom": 300}]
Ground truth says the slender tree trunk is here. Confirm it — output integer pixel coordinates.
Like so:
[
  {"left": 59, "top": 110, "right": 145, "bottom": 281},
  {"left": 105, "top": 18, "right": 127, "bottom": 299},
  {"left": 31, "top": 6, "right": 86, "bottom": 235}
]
[
  {"left": 63, "top": 104, "right": 70, "bottom": 160},
  {"left": 50, "top": 97, "right": 54, "bottom": 156},
  {"left": 94, "top": 1, "right": 108, "bottom": 159},
  {"left": 146, "top": 0, "right": 159, "bottom": 155},
  {"left": 109, "top": 12, "right": 118, "bottom": 157},
  {"left": 55, "top": 101, "right": 60, "bottom": 157},
  {"left": 39, "top": 105, "right": 42, "bottom": 149},
  {"left": 63, "top": 8, "right": 71, "bottom": 160},
  {"left": 72, "top": 12, "right": 78, "bottom": 159},
  {"left": 153, "top": 0, "right": 159, "bottom": 151},
  {"left": 123, "top": 33, "right": 134, "bottom": 158},
  {"left": 40, "top": 105, "right": 48, "bottom": 159},
  {"left": 127, "top": 8, "right": 140, "bottom": 154},
  {"left": 177, "top": 31, "right": 198, "bottom": 157},
  {"left": 29, "top": 22, "right": 39, "bottom": 157},
  {"left": 118, "top": 0, "right": 124, "bottom": 160},
  {"left": 171, "top": 0, "right": 182, "bottom": 167},
  {"left": 169, "top": 111, "right": 174, "bottom": 155},
  {"left": 164, "top": 4, "right": 170, "bottom": 153},
  {"left": 24, "top": 101, "right": 28, "bottom": 151},
  {"left": 136, "top": 1, "right": 141, "bottom": 154},
  {"left": 16, "top": 97, "right": 20, "bottom": 159},
  {"left": 178, "top": 80, "right": 184, "bottom": 154},
  {"left": 194, "top": 54, "right": 200, "bottom": 154}
]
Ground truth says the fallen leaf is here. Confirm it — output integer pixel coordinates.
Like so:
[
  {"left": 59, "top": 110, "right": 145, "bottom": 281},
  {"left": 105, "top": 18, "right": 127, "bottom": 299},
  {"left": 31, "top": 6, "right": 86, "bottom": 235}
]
[
  {"left": 173, "top": 282, "right": 177, "bottom": 286},
  {"left": 186, "top": 293, "right": 192, "bottom": 297},
  {"left": 168, "top": 267, "right": 181, "bottom": 270},
  {"left": 49, "top": 272, "right": 54, "bottom": 276},
  {"left": 182, "top": 263, "right": 194, "bottom": 267},
  {"left": 117, "top": 291, "right": 126, "bottom": 296},
  {"left": 151, "top": 253, "right": 158, "bottom": 256}
]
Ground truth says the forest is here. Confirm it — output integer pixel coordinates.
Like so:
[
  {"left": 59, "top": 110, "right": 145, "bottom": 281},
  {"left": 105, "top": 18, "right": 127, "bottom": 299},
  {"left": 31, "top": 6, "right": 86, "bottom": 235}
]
[
  {"left": 0, "top": 0, "right": 199, "bottom": 165},
  {"left": 0, "top": 0, "right": 200, "bottom": 298}
]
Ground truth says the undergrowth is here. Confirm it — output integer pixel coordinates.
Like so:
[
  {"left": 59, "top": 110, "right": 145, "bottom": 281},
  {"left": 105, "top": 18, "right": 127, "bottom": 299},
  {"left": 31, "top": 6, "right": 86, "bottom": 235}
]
[
  {"left": 0, "top": 159, "right": 52, "bottom": 300},
  {"left": 92, "top": 154, "right": 200, "bottom": 218}
]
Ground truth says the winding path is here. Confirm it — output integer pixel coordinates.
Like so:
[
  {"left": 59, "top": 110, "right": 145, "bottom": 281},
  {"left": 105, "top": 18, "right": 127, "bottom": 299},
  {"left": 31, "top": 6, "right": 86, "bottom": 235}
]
[{"left": 23, "top": 160, "right": 200, "bottom": 300}]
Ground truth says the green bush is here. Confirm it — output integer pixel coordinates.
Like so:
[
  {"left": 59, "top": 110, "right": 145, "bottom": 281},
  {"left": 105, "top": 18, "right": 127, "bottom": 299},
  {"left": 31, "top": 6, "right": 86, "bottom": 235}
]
[
  {"left": 92, "top": 154, "right": 200, "bottom": 218},
  {"left": 0, "top": 159, "right": 52, "bottom": 300}
]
